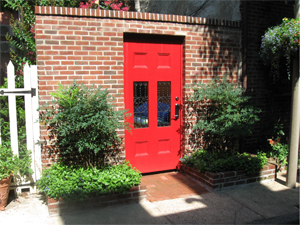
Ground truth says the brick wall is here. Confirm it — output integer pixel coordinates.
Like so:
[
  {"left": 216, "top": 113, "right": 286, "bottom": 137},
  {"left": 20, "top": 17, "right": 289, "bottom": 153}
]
[
  {"left": 182, "top": 163, "right": 276, "bottom": 191},
  {"left": 47, "top": 185, "right": 147, "bottom": 216},
  {"left": 240, "top": 1, "right": 295, "bottom": 152},
  {"left": 35, "top": 6, "right": 242, "bottom": 168}
]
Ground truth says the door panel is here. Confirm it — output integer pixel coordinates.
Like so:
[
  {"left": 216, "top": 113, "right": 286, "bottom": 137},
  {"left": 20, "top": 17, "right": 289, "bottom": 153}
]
[{"left": 124, "top": 38, "right": 182, "bottom": 173}]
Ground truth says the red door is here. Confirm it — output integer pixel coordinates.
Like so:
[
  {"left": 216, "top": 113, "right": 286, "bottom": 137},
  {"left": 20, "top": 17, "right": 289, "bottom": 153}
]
[{"left": 124, "top": 35, "right": 183, "bottom": 173}]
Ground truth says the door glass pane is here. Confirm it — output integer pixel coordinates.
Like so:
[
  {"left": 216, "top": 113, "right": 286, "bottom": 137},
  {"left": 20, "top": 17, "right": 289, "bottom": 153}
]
[
  {"left": 157, "top": 81, "right": 171, "bottom": 127},
  {"left": 134, "top": 82, "right": 148, "bottom": 128}
]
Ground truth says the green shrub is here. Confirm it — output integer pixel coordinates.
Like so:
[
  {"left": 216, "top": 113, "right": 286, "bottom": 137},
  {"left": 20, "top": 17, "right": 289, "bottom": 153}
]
[
  {"left": 186, "top": 76, "right": 261, "bottom": 152},
  {"left": 36, "top": 161, "right": 142, "bottom": 201},
  {"left": 269, "top": 141, "right": 288, "bottom": 166},
  {"left": 181, "top": 149, "right": 268, "bottom": 174},
  {"left": 39, "top": 81, "right": 130, "bottom": 168}
]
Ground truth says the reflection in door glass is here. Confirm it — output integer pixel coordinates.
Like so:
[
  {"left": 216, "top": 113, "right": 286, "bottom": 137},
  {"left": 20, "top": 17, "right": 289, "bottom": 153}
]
[
  {"left": 157, "top": 82, "right": 171, "bottom": 127},
  {"left": 134, "top": 82, "right": 148, "bottom": 128}
]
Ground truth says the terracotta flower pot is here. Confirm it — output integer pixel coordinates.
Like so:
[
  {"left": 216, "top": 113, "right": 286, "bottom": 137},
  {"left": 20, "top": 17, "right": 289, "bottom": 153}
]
[{"left": 0, "top": 176, "right": 12, "bottom": 211}]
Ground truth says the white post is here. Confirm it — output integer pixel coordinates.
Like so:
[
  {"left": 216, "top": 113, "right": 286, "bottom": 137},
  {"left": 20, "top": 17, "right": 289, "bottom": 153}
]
[
  {"left": 7, "top": 61, "right": 19, "bottom": 156},
  {"left": 24, "top": 63, "right": 35, "bottom": 182},
  {"left": 286, "top": 55, "right": 300, "bottom": 188},
  {"left": 286, "top": 0, "right": 300, "bottom": 188},
  {"left": 31, "top": 65, "right": 41, "bottom": 180}
]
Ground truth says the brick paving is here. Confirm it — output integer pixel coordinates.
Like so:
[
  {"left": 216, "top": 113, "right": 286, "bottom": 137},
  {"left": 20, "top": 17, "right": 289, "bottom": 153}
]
[{"left": 140, "top": 171, "right": 209, "bottom": 202}]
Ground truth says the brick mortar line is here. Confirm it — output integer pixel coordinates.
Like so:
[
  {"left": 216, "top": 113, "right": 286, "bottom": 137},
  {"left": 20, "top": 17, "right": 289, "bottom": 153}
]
[{"left": 35, "top": 6, "right": 241, "bottom": 28}]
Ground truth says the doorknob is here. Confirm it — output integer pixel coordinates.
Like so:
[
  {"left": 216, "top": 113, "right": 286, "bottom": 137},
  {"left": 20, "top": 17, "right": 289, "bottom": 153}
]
[{"left": 174, "top": 104, "right": 179, "bottom": 120}]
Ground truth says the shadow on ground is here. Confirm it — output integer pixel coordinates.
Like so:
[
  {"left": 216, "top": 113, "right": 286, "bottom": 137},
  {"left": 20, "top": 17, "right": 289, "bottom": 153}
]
[{"left": 60, "top": 170, "right": 299, "bottom": 224}]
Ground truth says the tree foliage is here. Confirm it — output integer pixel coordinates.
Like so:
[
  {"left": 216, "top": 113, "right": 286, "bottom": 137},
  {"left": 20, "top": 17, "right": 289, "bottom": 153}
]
[{"left": 4, "top": 0, "right": 81, "bottom": 76}]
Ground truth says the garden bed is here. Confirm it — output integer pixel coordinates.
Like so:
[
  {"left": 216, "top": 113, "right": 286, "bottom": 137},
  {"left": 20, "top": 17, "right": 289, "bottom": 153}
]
[
  {"left": 181, "top": 162, "right": 276, "bottom": 191},
  {"left": 46, "top": 185, "right": 147, "bottom": 216}
]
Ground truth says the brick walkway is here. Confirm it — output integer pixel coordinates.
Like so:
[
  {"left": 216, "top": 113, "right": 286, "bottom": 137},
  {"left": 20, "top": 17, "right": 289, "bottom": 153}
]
[{"left": 140, "top": 171, "right": 209, "bottom": 202}]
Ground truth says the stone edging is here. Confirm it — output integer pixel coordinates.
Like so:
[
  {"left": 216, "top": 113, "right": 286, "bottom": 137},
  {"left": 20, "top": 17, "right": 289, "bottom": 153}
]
[
  {"left": 46, "top": 185, "right": 147, "bottom": 216},
  {"left": 35, "top": 6, "right": 240, "bottom": 28},
  {"left": 181, "top": 163, "right": 276, "bottom": 191}
]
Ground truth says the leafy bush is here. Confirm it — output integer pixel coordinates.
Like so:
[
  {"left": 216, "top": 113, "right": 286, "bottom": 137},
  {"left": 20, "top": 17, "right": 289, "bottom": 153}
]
[
  {"left": 39, "top": 81, "right": 130, "bottom": 168},
  {"left": 36, "top": 161, "right": 141, "bottom": 201},
  {"left": 181, "top": 149, "right": 268, "bottom": 174},
  {"left": 269, "top": 140, "right": 288, "bottom": 166},
  {"left": 186, "top": 76, "right": 261, "bottom": 152}
]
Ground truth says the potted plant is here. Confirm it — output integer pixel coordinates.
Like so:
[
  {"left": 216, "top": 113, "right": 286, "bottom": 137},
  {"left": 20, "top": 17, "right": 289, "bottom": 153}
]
[
  {"left": 0, "top": 145, "right": 32, "bottom": 211},
  {"left": 260, "top": 17, "right": 300, "bottom": 83}
]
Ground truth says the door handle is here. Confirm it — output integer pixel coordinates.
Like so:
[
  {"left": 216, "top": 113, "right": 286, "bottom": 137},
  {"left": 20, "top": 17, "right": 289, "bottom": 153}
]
[{"left": 174, "top": 104, "right": 179, "bottom": 120}]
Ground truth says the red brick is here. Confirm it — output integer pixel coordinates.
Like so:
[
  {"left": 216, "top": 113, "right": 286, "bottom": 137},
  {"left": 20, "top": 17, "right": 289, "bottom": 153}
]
[
  {"left": 59, "top": 21, "right": 72, "bottom": 25},
  {"left": 74, "top": 21, "right": 87, "bottom": 26},
  {"left": 104, "top": 42, "right": 117, "bottom": 46},
  {"left": 74, "top": 51, "right": 88, "bottom": 55},
  {"left": 44, "top": 20, "right": 58, "bottom": 25},
  {"left": 52, "top": 46, "right": 67, "bottom": 50},
  {"left": 67, "top": 46, "right": 81, "bottom": 50},
  {"left": 36, "top": 34, "right": 51, "bottom": 39},
  {"left": 129, "top": 186, "right": 139, "bottom": 192},
  {"left": 83, "top": 46, "right": 96, "bottom": 51},
  {"left": 45, "top": 61, "right": 60, "bottom": 65},
  {"left": 68, "top": 56, "right": 81, "bottom": 60},
  {"left": 67, "top": 36, "right": 81, "bottom": 40},
  {"left": 96, "top": 37, "right": 110, "bottom": 41},
  {"left": 82, "top": 66, "right": 96, "bottom": 70},
  {"left": 40, "top": 86, "right": 54, "bottom": 90},
  {"left": 75, "top": 31, "right": 89, "bottom": 35},
  {"left": 59, "top": 51, "right": 73, "bottom": 55},
  {"left": 61, "top": 41, "right": 75, "bottom": 45},
  {"left": 76, "top": 71, "right": 89, "bottom": 75},
  {"left": 61, "top": 61, "right": 74, "bottom": 65},
  {"left": 76, "top": 41, "right": 89, "bottom": 45},
  {"left": 90, "top": 41, "right": 104, "bottom": 46},
  {"left": 53, "top": 66, "right": 67, "bottom": 70},
  {"left": 68, "top": 66, "right": 82, "bottom": 70},
  {"left": 82, "top": 56, "right": 97, "bottom": 61}
]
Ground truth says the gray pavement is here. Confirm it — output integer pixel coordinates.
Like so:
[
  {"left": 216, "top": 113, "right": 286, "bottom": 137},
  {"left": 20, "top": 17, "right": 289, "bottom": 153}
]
[{"left": 1, "top": 171, "right": 299, "bottom": 224}]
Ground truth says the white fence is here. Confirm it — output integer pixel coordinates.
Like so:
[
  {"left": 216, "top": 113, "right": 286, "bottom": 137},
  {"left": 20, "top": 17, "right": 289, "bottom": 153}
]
[{"left": 0, "top": 61, "right": 41, "bottom": 194}]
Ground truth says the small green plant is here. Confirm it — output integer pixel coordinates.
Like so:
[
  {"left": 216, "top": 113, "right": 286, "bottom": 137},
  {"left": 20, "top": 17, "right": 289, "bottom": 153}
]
[
  {"left": 180, "top": 149, "right": 268, "bottom": 174},
  {"left": 36, "top": 161, "right": 141, "bottom": 201},
  {"left": 39, "top": 81, "right": 130, "bottom": 168},
  {"left": 0, "top": 145, "right": 33, "bottom": 180},
  {"left": 269, "top": 140, "right": 288, "bottom": 166},
  {"left": 186, "top": 76, "right": 261, "bottom": 152}
]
